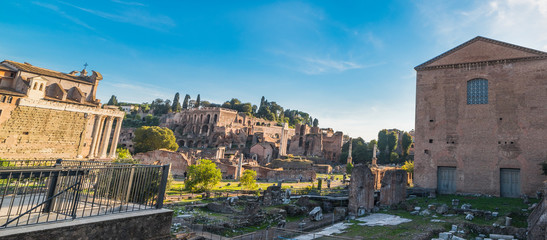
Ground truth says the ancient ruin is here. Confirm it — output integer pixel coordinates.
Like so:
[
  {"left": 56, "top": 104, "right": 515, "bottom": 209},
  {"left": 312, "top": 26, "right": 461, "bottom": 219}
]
[
  {"left": 379, "top": 169, "right": 407, "bottom": 206},
  {"left": 0, "top": 60, "right": 124, "bottom": 160},
  {"left": 348, "top": 164, "right": 375, "bottom": 215}
]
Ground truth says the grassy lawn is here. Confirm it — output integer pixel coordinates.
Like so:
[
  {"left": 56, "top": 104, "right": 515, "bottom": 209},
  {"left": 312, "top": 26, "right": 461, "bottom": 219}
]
[{"left": 334, "top": 194, "right": 537, "bottom": 239}]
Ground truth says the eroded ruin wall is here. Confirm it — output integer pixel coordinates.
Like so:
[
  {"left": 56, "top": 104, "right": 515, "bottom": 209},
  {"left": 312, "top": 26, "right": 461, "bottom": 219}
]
[{"left": 0, "top": 106, "right": 89, "bottom": 159}]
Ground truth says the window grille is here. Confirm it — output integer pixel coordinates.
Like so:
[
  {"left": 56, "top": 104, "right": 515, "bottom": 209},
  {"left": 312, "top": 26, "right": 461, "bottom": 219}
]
[{"left": 467, "top": 79, "right": 488, "bottom": 104}]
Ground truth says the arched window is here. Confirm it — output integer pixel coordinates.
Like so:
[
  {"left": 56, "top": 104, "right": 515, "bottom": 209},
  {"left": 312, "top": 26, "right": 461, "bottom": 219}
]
[
  {"left": 467, "top": 78, "right": 488, "bottom": 104},
  {"left": 39, "top": 83, "right": 44, "bottom": 91},
  {"left": 0, "top": 96, "right": 5, "bottom": 103},
  {"left": 7, "top": 97, "right": 13, "bottom": 103},
  {"left": 33, "top": 83, "right": 37, "bottom": 90}
]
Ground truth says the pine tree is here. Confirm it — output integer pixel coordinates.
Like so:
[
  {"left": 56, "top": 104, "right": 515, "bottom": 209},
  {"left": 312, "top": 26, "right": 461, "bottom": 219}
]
[
  {"left": 172, "top": 92, "right": 182, "bottom": 112},
  {"left": 195, "top": 94, "right": 201, "bottom": 108},
  {"left": 182, "top": 94, "right": 190, "bottom": 109},
  {"left": 313, "top": 118, "right": 319, "bottom": 127},
  {"left": 107, "top": 95, "right": 118, "bottom": 105}
]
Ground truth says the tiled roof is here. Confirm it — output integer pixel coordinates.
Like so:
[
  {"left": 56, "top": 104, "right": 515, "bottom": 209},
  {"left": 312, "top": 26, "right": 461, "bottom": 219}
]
[
  {"left": 0, "top": 87, "right": 25, "bottom": 97},
  {"left": 2, "top": 60, "right": 93, "bottom": 85},
  {"left": 0, "top": 64, "right": 13, "bottom": 71}
]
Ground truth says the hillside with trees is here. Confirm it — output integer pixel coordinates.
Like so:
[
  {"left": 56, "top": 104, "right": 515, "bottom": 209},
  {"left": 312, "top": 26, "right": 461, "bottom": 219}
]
[{"left": 113, "top": 93, "right": 318, "bottom": 128}]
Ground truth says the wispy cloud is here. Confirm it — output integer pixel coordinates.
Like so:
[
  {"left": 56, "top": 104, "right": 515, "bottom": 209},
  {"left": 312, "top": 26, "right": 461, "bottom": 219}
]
[
  {"left": 111, "top": 0, "right": 145, "bottom": 7},
  {"left": 416, "top": 0, "right": 547, "bottom": 51},
  {"left": 60, "top": 1, "right": 175, "bottom": 31},
  {"left": 32, "top": 2, "right": 94, "bottom": 30},
  {"left": 299, "top": 56, "right": 381, "bottom": 75}
]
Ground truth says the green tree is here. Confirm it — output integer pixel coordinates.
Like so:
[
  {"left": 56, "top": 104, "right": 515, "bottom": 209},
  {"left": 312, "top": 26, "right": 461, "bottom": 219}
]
[
  {"left": 377, "top": 129, "right": 388, "bottom": 153},
  {"left": 133, "top": 126, "right": 179, "bottom": 153},
  {"left": 195, "top": 94, "right": 201, "bottom": 108},
  {"left": 401, "top": 132, "right": 413, "bottom": 157},
  {"left": 346, "top": 162, "right": 354, "bottom": 174},
  {"left": 182, "top": 94, "right": 190, "bottom": 109},
  {"left": 185, "top": 159, "right": 222, "bottom": 192},
  {"left": 172, "top": 92, "right": 182, "bottom": 112},
  {"left": 390, "top": 152, "right": 399, "bottom": 163},
  {"left": 240, "top": 169, "right": 258, "bottom": 190},
  {"left": 313, "top": 118, "right": 319, "bottom": 127},
  {"left": 221, "top": 101, "right": 231, "bottom": 108},
  {"left": 387, "top": 131, "right": 398, "bottom": 153},
  {"left": 402, "top": 160, "right": 414, "bottom": 174},
  {"left": 114, "top": 147, "right": 139, "bottom": 164},
  {"left": 107, "top": 95, "right": 118, "bottom": 105}
]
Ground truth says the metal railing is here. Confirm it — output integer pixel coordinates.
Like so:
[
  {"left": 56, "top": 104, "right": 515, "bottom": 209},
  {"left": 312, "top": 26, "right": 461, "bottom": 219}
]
[{"left": 0, "top": 159, "right": 169, "bottom": 228}]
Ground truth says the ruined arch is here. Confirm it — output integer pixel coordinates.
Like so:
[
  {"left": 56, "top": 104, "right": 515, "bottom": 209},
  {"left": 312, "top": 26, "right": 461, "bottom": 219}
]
[
  {"left": 213, "top": 114, "right": 218, "bottom": 123},
  {"left": 205, "top": 114, "right": 211, "bottom": 124},
  {"left": 202, "top": 125, "right": 209, "bottom": 134},
  {"left": 248, "top": 120, "right": 251, "bottom": 126},
  {"left": 300, "top": 125, "right": 305, "bottom": 135}
]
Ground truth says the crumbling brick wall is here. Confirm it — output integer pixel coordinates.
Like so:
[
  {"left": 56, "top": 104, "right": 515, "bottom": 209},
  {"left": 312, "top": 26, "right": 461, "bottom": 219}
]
[{"left": 0, "top": 106, "right": 88, "bottom": 159}]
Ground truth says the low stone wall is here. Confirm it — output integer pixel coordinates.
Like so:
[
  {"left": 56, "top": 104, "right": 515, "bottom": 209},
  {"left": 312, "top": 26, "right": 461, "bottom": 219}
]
[
  {"left": 266, "top": 169, "right": 316, "bottom": 182},
  {"left": 0, "top": 209, "right": 173, "bottom": 240}
]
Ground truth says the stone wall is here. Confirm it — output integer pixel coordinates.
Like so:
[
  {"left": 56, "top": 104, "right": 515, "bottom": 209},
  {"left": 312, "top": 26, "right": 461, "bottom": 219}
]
[
  {"left": 0, "top": 106, "right": 88, "bottom": 159},
  {"left": 0, "top": 209, "right": 173, "bottom": 240},
  {"left": 348, "top": 164, "right": 375, "bottom": 215},
  {"left": 266, "top": 169, "right": 316, "bottom": 182},
  {"left": 379, "top": 169, "right": 407, "bottom": 206},
  {"left": 134, "top": 149, "right": 191, "bottom": 177}
]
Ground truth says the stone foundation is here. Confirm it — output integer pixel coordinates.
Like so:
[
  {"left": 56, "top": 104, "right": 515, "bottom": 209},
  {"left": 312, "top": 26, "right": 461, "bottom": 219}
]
[{"left": 0, "top": 209, "right": 173, "bottom": 240}]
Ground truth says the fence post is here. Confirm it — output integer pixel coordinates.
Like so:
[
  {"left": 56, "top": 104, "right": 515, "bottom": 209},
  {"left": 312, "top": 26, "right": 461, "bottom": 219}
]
[
  {"left": 43, "top": 159, "right": 62, "bottom": 213},
  {"left": 156, "top": 164, "right": 170, "bottom": 209},
  {"left": 125, "top": 165, "right": 136, "bottom": 203}
]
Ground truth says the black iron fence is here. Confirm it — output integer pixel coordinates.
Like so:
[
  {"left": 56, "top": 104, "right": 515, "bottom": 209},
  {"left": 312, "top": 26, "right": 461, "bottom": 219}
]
[{"left": 0, "top": 159, "right": 169, "bottom": 228}]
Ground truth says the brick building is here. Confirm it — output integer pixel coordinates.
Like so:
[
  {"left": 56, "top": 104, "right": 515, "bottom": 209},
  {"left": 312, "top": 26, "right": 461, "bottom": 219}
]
[
  {"left": 0, "top": 60, "right": 124, "bottom": 160},
  {"left": 414, "top": 37, "right": 547, "bottom": 197}
]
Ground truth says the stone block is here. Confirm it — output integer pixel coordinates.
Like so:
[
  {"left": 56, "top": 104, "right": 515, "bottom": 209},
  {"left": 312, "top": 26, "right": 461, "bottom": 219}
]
[{"left": 348, "top": 164, "right": 374, "bottom": 215}]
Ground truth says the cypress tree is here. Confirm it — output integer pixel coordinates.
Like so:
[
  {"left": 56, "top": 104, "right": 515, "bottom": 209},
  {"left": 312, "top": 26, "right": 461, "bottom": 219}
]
[
  {"left": 107, "top": 95, "right": 118, "bottom": 105},
  {"left": 172, "top": 92, "right": 182, "bottom": 112},
  {"left": 195, "top": 94, "right": 201, "bottom": 108},
  {"left": 182, "top": 94, "right": 190, "bottom": 109}
]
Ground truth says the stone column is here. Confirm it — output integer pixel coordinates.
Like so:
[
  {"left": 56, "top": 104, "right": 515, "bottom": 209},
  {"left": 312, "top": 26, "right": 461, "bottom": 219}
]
[
  {"left": 87, "top": 115, "right": 102, "bottom": 158},
  {"left": 98, "top": 116, "right": 114, "bottom": 159},
  {"left": 108, "top": 117, "right": 123, "bottom": 159},
  {"left": 279, "top": 123, "right": 288, "bottom": 156},
  {"left": 91, "top": 115, "right": 106, "bottom": 158},
  {"left": 235, "top": 153, "right": 243, "bottom": 180},
  {"left": 347, "top": 138, "right": 353, "bottom": 165}
]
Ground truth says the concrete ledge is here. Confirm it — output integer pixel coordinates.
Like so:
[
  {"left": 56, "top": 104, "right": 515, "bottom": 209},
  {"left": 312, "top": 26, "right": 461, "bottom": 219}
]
[{"left": 0, "top": 209, "right": 173, "bottom": 240}]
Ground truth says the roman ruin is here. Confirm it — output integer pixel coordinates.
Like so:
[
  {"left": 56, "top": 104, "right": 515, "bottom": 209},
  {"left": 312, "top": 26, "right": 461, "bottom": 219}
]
[
  {"left": 414, "top": 36, "right": 547, "bottom": 196},
  {"left": 0, "top": 60, "right": 124, "bottom": 160}
]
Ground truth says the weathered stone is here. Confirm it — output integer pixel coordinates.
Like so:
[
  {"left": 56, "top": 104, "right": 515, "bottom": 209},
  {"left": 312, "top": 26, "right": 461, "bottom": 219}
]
[
  {"left": 489, "top": 234, "right": 514, "bottom": 239},
  {"left": 206, "top": 202, "right": 234, "bottom": 214},
  {"left": 461, "top": 203, "right": 472, "bottom": 210},
  {"left": 308, "top": 207, "right": 323, "bottom": 221},
  {"left": 465, "top": 213, "right": 474, "bottom": 221},
  {"left": 261, "top": 185, "right": 283, "bottom": 206},
  {"left": 333, "top": 207, "right": 347, "bottom": 216},
  {"left": 379, "top": 169, "right": 407, "bottom": 206},
  {"left": 348, "top": 164, "right": 375, "bottom": 215},
  {"left": 436, "top": 204, "right": 449, "bottom": 214},
  {"left": 439, "top": 232, "right": 452, "bottom": 240}
]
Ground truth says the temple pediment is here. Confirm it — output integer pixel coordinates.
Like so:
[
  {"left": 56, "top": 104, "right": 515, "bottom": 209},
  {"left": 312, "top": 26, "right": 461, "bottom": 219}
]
[{"left": 415, "top": 36, "right": 547, "bottom": 70}]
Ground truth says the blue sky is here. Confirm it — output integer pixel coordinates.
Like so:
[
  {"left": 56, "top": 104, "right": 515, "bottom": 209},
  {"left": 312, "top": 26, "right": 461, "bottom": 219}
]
[{"left": 2, "top": 0, "right": 546, "bottom": 141}]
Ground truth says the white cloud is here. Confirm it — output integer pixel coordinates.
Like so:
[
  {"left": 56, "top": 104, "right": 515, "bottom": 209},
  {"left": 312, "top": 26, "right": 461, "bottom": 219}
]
[
  {"left": 60, "top": 1, "right": 175, "bottom": 31},
  {"left": 417, "top": 0, "right": 547, "bottom": 51},
  {"left": 32, "top": 2, "right": 94, "bottom": 30}
]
